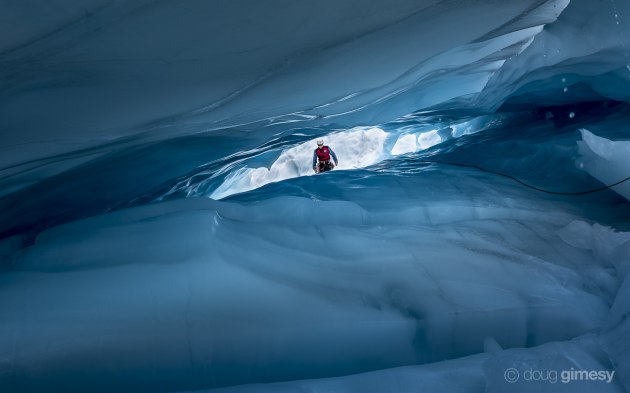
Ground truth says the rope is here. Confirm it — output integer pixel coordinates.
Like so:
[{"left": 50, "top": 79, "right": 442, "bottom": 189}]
[{"left": 416, "top": 160, "right": 630, "bottom": 195}]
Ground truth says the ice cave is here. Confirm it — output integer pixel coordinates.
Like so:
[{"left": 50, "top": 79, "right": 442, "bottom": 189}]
[{"left": 1, "top": 0, "right": 630, "bottom": 392}]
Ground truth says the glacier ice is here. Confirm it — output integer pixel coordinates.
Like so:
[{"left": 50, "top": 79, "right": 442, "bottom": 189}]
[
  {"left": 578, "top": 128, "right": 630, "bottom": 202},
  {"left": 0, "top": 166, "right": 625, "bottom": 392},
  {"left": 0, "top": 0, "right": 575, "bottom": 172},
  {"left": 1, "top": 0, "right": 630, "bottom": 392}
]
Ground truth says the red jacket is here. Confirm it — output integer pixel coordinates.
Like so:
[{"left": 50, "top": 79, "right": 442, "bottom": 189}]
[{"left": 312, "top": 146, "right": 338, "bottom": 169}]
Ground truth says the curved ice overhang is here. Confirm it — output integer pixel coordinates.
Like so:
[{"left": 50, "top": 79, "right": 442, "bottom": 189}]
[
  {"left": 478, "top": 0, "right": 630, "bottom": 110},
  {"left": 0, "top": 0, "right": 571, "bottom": 171},
  {"left": 3, "top": 0, "right": 630, "bottom": 217}
]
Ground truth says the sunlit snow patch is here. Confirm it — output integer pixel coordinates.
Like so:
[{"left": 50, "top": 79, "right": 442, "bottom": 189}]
[
  {"left": 210, "top": 113, "right": 510, "bottom": 200},
  {"left": 391, "top": 134, "right": 417, "bottom": 155},
  {"left": 390, "top": 130, "right": 443, "bottom": 155},
  {"left": 210, "top": 127, "right": 388, "bottom": 199},
  {"left": 418, "top": 130, "right": 442, "bottom": 150}
]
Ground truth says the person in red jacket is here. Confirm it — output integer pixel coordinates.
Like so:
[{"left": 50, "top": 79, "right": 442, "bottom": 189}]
[{"left": 312, "top": 139, "right": 339, "bottom": 173}]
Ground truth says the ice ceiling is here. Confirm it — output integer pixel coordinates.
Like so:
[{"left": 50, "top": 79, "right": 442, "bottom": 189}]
[
  {"left": 2, "top": 0, "right": 629, "bottom": 168},
  {"left": 1, "top": 0, "right": 630, "bottom": 392}
]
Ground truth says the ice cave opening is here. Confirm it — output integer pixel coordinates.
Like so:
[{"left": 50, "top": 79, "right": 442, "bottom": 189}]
[
  {"left": 209, "top": 122, "right": 458, "bottom": 199},
  {"left": 2, "top": 0, "right": 630, "bottom": 393}
]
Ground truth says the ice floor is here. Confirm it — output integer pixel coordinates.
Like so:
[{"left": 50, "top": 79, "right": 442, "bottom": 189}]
[{"left": 1, "top": 105, "right": 630, "bottom": 392}]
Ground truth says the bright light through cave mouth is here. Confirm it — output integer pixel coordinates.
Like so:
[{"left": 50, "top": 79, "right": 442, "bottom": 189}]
[
  {"left": 210, "top": 125, "right": 447, "bottom": 200},
  {"left": 2, "top": 1, "right": 630, "bottom": 393},
  {"left": 201, "top": 114, "right": 495, "bottom": 200}
]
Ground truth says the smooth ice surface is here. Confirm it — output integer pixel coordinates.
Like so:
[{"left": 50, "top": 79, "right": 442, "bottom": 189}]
[{"left": 0, "top": 0, "right": 598, "bottom": 173}]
